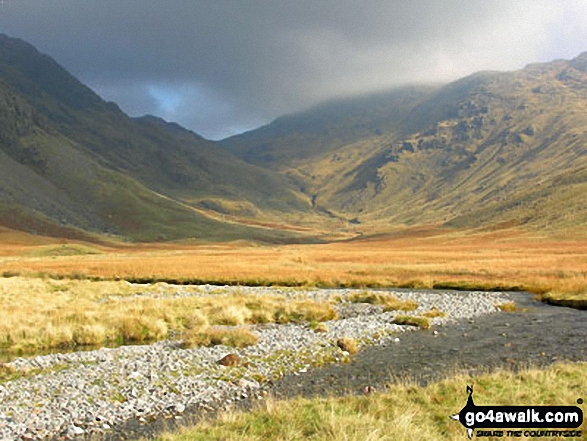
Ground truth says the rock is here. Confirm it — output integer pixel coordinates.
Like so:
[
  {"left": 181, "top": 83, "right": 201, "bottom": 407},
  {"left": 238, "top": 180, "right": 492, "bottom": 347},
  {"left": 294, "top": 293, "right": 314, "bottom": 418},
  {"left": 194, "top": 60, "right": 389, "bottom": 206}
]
[
  {"left": 238, "top": 379, "right": 258, "bottom": 389},
  {"left": 363, "top": 386, "right": 377, "bottom": 394},
  {"left": 218, "top": 354, "right": 240, "bottom": 367},
  {"left": 67, "top": 425, "right": 84, "bottom": 436},
  {"left": 170, "top": 403, "right": 185, "bottom": 414},
  {"left": 0, "top": 285, "right": 513, "bottom": 440}
]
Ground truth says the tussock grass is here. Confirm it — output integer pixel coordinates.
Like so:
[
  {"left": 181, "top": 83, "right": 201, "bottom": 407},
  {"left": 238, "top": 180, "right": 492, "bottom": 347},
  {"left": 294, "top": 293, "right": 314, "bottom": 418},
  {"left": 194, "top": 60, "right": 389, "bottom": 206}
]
[
  {"left": 422, "top": 307, "right": 447, "bottom": 318},
  {"left": 153, "top": 362, "right": 587, "bottom": 441},
  {"left": 497, "top": 302, "right": 517, "bottom": 312},
  {"left": 347, "top": 292, "right": 418, "bottom": 311},
  {"left": 336, "top": 338, "right": 358, "bottom": 355},
  {"left": 0, "top": 278, "right": 336, "bottom": 354},
  {"left": 392, "top": 315, "right": 431, "bottom": 329},
  {"left": 309, "top": 322, "right": 328, "bottom": 333},
  {"left": 3, "top": 229, "right": 586, "bottom": 308}
]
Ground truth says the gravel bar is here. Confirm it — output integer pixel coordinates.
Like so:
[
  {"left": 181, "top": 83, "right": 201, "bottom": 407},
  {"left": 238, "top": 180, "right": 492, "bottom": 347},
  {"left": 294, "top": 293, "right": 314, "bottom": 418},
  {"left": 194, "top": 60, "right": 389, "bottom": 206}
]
[{"left": 0, "top": 286, "right": 509, "bottom": 440}]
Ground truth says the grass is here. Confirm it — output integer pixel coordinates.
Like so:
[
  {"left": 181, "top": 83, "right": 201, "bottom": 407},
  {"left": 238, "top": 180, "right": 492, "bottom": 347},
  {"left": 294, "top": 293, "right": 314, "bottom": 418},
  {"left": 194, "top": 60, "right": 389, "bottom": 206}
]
[
  {"left": 347, "top": 292, "right": 418, "bottom": 311},
  {"left": 309, "top": 322, "right": 329, "bottom": 333},
  {"left": 181, "top": 327, "right": 259, "bottom": 349},
  {"left": 497, "top": 302, "right": 517, "bottom": 312},
  {"left": 392, "top": 315, "right": 431, "bottom": 329},
  {"left": 152, "top": 362, "right": 587, "bottom": 441},
  {"left": 422, "top": 307, "right": 447, "bottom": 318},
  {"left": 1, "top": 228, "right": 586, "bottom": 308},
  {"left": 0, "top": 277, "right": 336, "bottom": 354},
  {"left": 336, "top": 338, "right": 358, "bottom": 355},
  {"left": 1, "top": 227, "right": 587, "bottom": 354}
]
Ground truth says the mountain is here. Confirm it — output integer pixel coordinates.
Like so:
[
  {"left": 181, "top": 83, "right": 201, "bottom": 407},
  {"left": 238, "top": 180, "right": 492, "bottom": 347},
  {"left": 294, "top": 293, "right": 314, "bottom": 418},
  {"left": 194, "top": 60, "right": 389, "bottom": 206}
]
[
  {"left": 0, "top": 34, "right": 313, "bottom": 242},
  {"left": 223, "top": 53, "right": 587, "bottom": 232},
  {"left": 2, "top": 32, "right": 586, "bottom": 241},
  {"left": 221, "top": 86, "right": 438, "bottom": 168}
]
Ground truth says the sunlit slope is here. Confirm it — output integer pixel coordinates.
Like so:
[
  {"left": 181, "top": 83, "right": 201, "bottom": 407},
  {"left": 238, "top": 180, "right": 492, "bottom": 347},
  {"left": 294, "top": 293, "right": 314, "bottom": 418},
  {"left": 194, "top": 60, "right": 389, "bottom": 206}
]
[
  {"left": 325, "top": 54, "right": 587, "bottom": 229},
  {"left": 226, "top": 52, "right": 587, "bottom": 231}
]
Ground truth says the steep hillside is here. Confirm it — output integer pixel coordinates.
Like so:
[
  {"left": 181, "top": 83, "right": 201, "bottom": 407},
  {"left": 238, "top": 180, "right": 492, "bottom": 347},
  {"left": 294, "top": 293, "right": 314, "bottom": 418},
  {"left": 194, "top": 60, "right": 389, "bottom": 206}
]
[
  {"left": 221, "top": 86, "right": 437, "bottom": 169},
  {"left": 2, "top": 32, "right": 586, "bottom": 240},
  {"left": 0, "top": 34, "right": 314, "bottom": 241},
  {"left": 226, "top": 53, "right": 587, "bottom": 232},
  {"left": 328, "top": 54, "right": 587, "bottom": 229}
]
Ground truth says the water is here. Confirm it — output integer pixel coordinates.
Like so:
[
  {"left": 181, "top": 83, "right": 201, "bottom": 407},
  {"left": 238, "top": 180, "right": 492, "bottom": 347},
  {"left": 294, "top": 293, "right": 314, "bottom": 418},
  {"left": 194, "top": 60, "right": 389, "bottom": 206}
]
[{"left": 271, "top": 292, "right": 587, "bottom": 397}]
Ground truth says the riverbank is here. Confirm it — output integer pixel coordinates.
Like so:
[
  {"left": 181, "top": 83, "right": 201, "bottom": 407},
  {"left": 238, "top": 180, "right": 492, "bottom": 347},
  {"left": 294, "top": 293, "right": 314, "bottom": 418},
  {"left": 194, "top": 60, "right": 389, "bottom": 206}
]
[
  {"left": 128, "top": 291, "right": 587, "bottom": 440},
  {"left": 152, "top": 362, "right": 587, "bottom": 441},
  {"left": 0, "top": 287, "right": 508, "bottom": 440}
]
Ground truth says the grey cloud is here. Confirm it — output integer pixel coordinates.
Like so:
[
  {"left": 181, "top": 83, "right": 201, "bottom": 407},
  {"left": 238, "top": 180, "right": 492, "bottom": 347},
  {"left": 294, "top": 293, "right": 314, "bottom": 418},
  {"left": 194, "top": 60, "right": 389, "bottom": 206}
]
[{"left": 0, "top": 0, "right": 586, "bottom": 139}]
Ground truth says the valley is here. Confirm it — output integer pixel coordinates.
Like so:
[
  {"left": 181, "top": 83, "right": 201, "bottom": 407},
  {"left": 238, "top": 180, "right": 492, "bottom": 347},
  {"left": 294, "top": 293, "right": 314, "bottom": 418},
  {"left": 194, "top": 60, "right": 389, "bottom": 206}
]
[{"left": 0, "top": 32, "right": 586, "bottom": 441}]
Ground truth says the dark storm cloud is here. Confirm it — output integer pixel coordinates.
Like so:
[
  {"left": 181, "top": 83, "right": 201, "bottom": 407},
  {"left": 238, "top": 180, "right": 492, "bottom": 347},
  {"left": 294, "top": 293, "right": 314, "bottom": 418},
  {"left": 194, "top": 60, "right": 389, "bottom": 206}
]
[{"left": 0, "top": 0, "right": 586, "bottom": 139}]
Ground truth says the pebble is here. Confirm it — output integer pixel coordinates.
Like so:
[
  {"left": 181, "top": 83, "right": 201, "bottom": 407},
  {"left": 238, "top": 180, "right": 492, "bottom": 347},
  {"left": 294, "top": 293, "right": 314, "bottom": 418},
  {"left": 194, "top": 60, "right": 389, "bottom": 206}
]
[{"left": 0, "top": 286, "right": 509, "bottom": 440}]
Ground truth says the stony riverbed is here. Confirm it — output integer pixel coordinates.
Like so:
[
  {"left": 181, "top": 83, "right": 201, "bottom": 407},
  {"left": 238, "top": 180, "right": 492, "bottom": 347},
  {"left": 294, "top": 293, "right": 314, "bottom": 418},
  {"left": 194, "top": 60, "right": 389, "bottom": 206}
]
[{"left": 0, "top": 286, "right": 510, "bottom": 440}]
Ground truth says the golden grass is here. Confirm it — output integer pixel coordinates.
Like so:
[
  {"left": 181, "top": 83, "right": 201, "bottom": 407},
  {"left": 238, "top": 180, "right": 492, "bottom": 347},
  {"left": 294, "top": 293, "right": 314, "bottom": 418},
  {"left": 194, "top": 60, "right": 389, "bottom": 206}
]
[
  {"left": 336, "top": 337, "right": 358, "bottom": 355},
  {"left": 153, "top": 362, "right": 587, "bottom": 441},
  {"left": 392, "top": 315, "right": 431, "bottom": 329},
  {"left": 497, "top": 302, "right": 518, "bottom": 312},
  {"left": 1, "top": 226, "right": 587, "bottom": 354},
  {"left": 0, "top": 227, "right": 585, "bottom": 305},
  {"left": 422, "top": 307, "right": 447, "bottom": 318},
  {"left": 347, "top": 291, "right": 418, "bottom": 311},
  {"left": 0, "top": 278, "right": 336, "bottom": 354},
  {"left": 309, "top": 322, "right": 329, "bottom": 333},
  {"left": 181, "top": 327, "right": 259, "bottom": 349}
]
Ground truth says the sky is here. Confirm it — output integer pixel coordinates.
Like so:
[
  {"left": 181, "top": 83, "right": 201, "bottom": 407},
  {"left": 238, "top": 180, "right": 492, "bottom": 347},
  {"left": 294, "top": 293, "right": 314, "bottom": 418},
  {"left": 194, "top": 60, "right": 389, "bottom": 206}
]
[{"left": 1, "top": 0, "right": 587, "bottom": 140}]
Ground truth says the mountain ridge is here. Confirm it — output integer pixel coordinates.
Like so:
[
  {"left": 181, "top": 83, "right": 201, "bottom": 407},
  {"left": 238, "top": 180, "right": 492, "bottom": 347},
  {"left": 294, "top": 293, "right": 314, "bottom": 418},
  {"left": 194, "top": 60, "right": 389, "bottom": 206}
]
[{"left": 1, "top": 32, "right": 587, "bottom": 241}]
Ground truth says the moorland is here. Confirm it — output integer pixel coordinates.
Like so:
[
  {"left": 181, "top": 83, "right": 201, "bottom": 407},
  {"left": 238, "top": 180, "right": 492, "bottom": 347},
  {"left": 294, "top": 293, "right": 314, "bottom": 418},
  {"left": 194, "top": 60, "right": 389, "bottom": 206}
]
[{"left": 1, "top": 33, "right": 586, "bottom": 440}]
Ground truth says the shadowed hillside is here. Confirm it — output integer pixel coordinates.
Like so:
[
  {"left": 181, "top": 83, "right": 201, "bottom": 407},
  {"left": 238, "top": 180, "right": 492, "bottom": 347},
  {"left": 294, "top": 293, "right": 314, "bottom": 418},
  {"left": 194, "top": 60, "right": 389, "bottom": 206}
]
[{"left": 0, "top": 34, "right": 316, "bottom": 241}]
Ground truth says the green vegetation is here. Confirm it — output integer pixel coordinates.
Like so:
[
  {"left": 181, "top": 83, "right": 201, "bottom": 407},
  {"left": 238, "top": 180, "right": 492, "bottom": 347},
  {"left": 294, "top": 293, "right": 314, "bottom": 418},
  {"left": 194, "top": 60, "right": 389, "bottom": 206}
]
[
  {"left": 422, "top": 307, "right": 447, "bottom": 318},
  {"left": 0, "top": 34, "right": 321, "bottom": 242},
  {"left": 392, "top": 315, "right": 431, "bottom": 329},
  {"left": 153, "top": 362, "right": 587, "bottom": 441},
  {"left": 309, "top": 322, "right": 328, "bottom": 333},
  {"left": 2, "top": 34, "right": 587, "bottom": 241}
]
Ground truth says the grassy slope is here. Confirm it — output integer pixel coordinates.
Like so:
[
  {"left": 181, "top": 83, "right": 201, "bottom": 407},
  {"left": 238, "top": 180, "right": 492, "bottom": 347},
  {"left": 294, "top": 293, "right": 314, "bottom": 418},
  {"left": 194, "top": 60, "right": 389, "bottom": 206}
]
[
  {"left": 224, "top": 53, "right": 587, "bottom": 234},
  {"left": 221, "top": 86, "right": 437, "bottom": 169},
  {"left": 0, "top": 34, "right": 321, "bottom": 241},
  {"left": 3, "top": 33, "right": 587, "bottom": 240},
  {"left": 306, "top": 57, "right": 587, "bottom": 232},
  {"left": 155, "top": 362, "right": 587, "bottom": 441}
]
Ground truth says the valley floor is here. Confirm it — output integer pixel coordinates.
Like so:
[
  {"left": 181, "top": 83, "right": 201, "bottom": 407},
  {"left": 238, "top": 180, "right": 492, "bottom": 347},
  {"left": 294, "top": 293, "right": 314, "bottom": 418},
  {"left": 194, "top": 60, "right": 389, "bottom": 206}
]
[
  {"left": 0, "top": 226, "right": 586, "bottom": 440},
  {"left": 0, "top": 225, "right": 585, "bottom": 307},
  {"left": 1, "top": 286, "right": 506, "bottom": 440}
]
